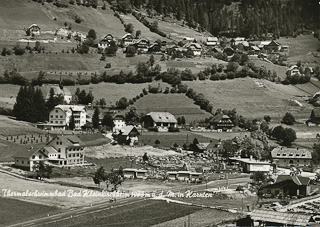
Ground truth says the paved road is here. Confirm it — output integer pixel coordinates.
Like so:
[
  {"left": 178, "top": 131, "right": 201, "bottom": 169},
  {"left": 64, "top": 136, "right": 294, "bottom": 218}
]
[{"left": 9, "top": 177, "right": 250, "bottom": 227}]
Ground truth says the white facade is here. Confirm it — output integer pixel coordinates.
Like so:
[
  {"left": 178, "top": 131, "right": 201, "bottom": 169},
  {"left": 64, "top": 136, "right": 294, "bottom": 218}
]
[
  {"left": 113, "top": 117, "right": 126, "bottom": 133},
  {"left": 49, "top": 105, "right": 86, "bottom": 129}
]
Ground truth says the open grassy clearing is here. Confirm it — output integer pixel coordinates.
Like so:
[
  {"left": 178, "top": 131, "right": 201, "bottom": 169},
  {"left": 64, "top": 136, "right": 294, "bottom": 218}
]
[
  {"left": 0, "top": 197, "right": 59, "bottom": 226},
  {"left": 132, "top": 93, "right": 212, "bottom": 123},
  {"left": 0, "top": 0, "right": 125, "bottom": 41},
  {"left": 139, "top": 131, "right": 213, "bottom": 148},
  {"left": 0, "top": 172, "right": 110, "bottom": 208},
  {"left": 294, "top": 81, "right": 320, "bottom": 95},
  {"left": 250, "top": 58, "right": 288, "bottom": 80},
  {"left": 46, "top": 200, "right": 202, "bottom": 227},
  {"left": 185, "top": 78, "right": 313, "bottom": 120}
]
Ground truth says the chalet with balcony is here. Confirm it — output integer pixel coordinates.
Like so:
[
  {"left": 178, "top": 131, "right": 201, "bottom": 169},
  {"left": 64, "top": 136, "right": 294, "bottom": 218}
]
[
  {"left": 271, "top": 147, "right": 312, "bottom": 167},
  {"left": 122, "top": 33, "right": 134, "bottom": 46},
  {"left": 117, "top": 126, "right": 140, "bottom": 145},
  {"left": 26, "top": 24, "right": 41, "bottom": 36},
  {"left": 98, "top": 34, "right": 114, "bottom": 50},
  {"left": 144, "top": 112, "right": 177, "bottom": 132},
  {"left": 209, "top": 113, "right": 234, "bottom": 132},
  {"left": 134, "top": 38, "right": 150, "bottom": 53}
]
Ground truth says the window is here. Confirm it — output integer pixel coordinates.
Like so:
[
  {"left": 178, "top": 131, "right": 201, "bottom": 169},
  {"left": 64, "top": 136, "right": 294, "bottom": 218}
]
[
  {"left": 27, "top": 161, "right": 29, "bottom": 164},
  {"left": 39, "top": 155, "right": 42, "bottom": 159},
  {"left": 55, "top": 121, "right": 58, "bottom": 124},
  {"left": 16, "top": 160, "right": 19, "bottom": 162},
  {"left": 51, "top": 121, "right": 53, "bottom": 123},
  {"left": 32, "top": 155, "right": 35, "bottom": 159},
  {"left": 68, "top": 154, "right": 71, "bottom": 157},
  {"left": 55, "top": 115, "right": 58, "bottom": 118},
  {"left": 296, "top": 154, "right": 300, "bottom": 156},
  {"left": 22, "top": 161, "right": 24, "bottom": 164},
  {"left": 56, "top": 141, "right": 59, "bottom": 145},
  {"left": 60, "top": 121, "right": 63, "bottom": 124},
  {"left": 73, "top": 154, "right": 75, "bottom": 157},
  {"left": 50, "top": 115, "right": 53, "bottom": 118},
  {"left": 282, "top": 153, "right": 286, "bottom": 156},
  {"left": 277, "top": 153, "right": 280, "bottom": 156},
  {"left": 60, "top": 115, "right": 63, "bottom": 118},
  {"left": 56, "top": 110, "right": 58, "bottom": 113},
  {"left": 289, "top": 153, "right": 293, "bottom": 156},
  {"left": 77, "top": 153, "right": 79, "bottom": 157}
]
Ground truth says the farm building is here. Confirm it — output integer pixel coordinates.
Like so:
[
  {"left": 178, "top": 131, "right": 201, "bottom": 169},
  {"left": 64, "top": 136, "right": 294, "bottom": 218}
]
[
  {"left": 113, "top": 114, "right": 126, "bottom": 133},
  {"left": 45, "top": 85, "right": 72, "bottom": 104},
  {"left": 271, "top": 147, "right": 312, "bottom": 167},
  {"left": 229, "top": 157, "right": 271, "bottom": 173},
  {"left": 144, "top": 112, "right": 177, "bottom": 132},
  {"left": 48, "top": 105, "right": 87, "bottom": 130},
  {"left": 262, "top": 175, "right": 311, "bottom": 197},
  {"left": 148, "top": 42, "right": 161, "bottom": 53},
  {"left": 209, "top": 113, "right": 234, "bottom": 132},
  {"left": 167, "top": 171, "right": 178, "bottom": 180},
  {"left": 26, "top": 24, "right": 41, "bottom": 36},
  {"left": 134, "top": 38, "right": 150, "bottom": 53},
  {"left": 184, "top": 42, "right": 202, "bottom": 56},
  {"left": 239, "top": 210, "right": 314, "bottom": 226},
  {"left": 206, "top": 37, "right": 219, "bottom": 46},
  {"left": 98, "top": 34, "right": 114, "bottom": 49},
  {"left": 116, "top": 126, "right": 140, "bottom": 145},
  {"left": 13, "top": 135, "right": 85, "bottom": 171},
  {"left": 230, "top": 37, "right": 246, "bottom": 46},
  {"left": 263, "top": 40, "right": 282, "bottom": 52},
  {"left": 308, "top": 107, "right": 320, "bottom": 125},
  {"left": 122, "top": 33, "right": 134, "bottom": 46},
  {"left": 205, "top": 139, "right": 224, "bottom": 158},
  {"left": 286, "top": 65, "right": 300, "bottom": 76}
]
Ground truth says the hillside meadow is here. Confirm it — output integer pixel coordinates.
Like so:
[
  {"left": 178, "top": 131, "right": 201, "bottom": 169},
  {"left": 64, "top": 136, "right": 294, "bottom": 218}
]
[{"left": 185, "top": 77, "right": 313, "bottom": 120}]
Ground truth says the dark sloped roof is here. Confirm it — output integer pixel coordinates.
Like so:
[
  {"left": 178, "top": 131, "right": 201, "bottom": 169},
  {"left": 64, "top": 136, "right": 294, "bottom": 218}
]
[
  {"left": 312, "top": 108, "right": 320, "bottom": 118},
  {"left": 119, "top": 126, "right": 140, "bottom": 136},
  {"left": 250, "top": 209, "right": 312, "bottom": 226},
  {"left": 13, "top": 145, "right": 44, "bottom": 158},
  {"left": 271, "top": 147, "right": 312, "bottom": 159},
  {"left": 209, "top": 113, "right": 232, "bottom": 124},
  {"left": 276, "top": 175, "right": 310, "bottom": 186}
]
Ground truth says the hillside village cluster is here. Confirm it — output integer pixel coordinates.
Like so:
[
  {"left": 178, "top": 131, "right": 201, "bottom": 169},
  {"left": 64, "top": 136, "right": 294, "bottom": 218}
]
[{"left": 1, "top": 7, "right": 320, "bottom": 226}]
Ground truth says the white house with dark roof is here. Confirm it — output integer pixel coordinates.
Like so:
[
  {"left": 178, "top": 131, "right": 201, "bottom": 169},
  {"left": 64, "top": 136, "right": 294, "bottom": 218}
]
[
  {"left": 113, "top": 114, "right": 126, "bottom": 133},
  {"left": 144, "top": 112, "right": 177, "bottom": 132},
  {"left": 206, "top": 37, "right": 219, "bottom": 46},
  {"left": 46, "top": 85, "right": 72, "bottom": 104},
  {"left": 26, "top": 24, "right": 41, "bottom": 36},
  {"left": 184, "top": 42, "right": 202, "bottom": 56},
  {"left": 49, "top": 105, "right": 86, "bottom": 130},
  {"left": 13, "top": 135, "right": 85, "bottom": 170},
  {"left": 122, "top": 33, "right": 134, "bottom": 46},
  {"left": 98, "top": 34, "right": 115, "bottom": 50},
  {"left": 271, "top": 147, "right": 312, "bottom": 167}
]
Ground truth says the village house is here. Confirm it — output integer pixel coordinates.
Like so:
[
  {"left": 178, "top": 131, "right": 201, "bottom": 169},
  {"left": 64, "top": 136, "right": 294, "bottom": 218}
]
[
  {"left": 205, "top": 139, "right": 224, "bottom": 159},
  {"left": 249, "top": 46, "right": 260, "bottom": 55},
  {"left": 286, "top": 65, "right": 300, "bottom": 76},
  {"left": 134, "top": 38, "right": 150, "bottom": 53},
  {"left": 148, "top": 42, "right": 161, "bottom": 53},
  {"left": 230, "top": 37, "right": 245, "bottom": 46},
  {"left": 183, "top": 42, "right": 202, "bottom": 56},
  {"left": 144, "top": 112, "right": 178, "bottom": 132},
  {"left": 45, "top": 85, "right": 72, "bottom": 104},
  {"left": 26, "top": 24, "right": 41, "bottom": 36},
  {"left": 122, "top": 33, "right": 134, "bottom": 46},
  {"left": 206, "top": 37, "right": 219, "bottom": 46},
  {"left": 271, "top": 147, "right": 312, "bottom": 167},
  {"left": 49, "top": 105, "right": 87, "bottom": 130},
  {"left": 308, "top": 107, "right": 320, "bottom": 125},
  {"left": 183, "top": 37, "right": 196, "bottom": 42},
  {"left": 259, "top": 40, "right": 281, "bottom": 52},
  {"left": 112, "top": 114, "right": 126, "bottom": 133},
  {"left": 98, "top": 34, "right": 114, "bottom": 50},
  {"left": 262, "top": 175, "right": 311, "bottom": 197},
  {"left": 116, "top": 126, "right": 140, "bottom": 146},
  {"left": 123, "top": 168, "right": 147, "bottom": 179},
  {"left": 167, "top": 171, "right": 178, "bottom": 180},
  {"left": 209, "top": 113, "right": 234, "bottom": 132},
  {"left": 13, "top": 135, "right": 85, "bottom": 171}
]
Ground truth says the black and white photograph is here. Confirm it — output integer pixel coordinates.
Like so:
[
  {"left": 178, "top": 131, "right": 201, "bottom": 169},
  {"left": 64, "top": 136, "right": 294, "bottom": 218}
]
[{"left": 0, "top": 0, "right": 319, "bottom": 226}]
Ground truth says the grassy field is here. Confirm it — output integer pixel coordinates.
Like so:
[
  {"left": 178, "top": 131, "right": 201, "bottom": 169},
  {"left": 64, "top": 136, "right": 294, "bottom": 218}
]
[
  {"left": 132, "top": 93, "right": 212, "bottom": 123},
  {"left": 46, "top": 200, "right": 202, "bottom": 227},
  {"left": 185, "top": 77, "right": 313, "bottom": 120},
  {"left": 0, "top": 197, "right": 59, "bottom": 226},
  {"left": 140, "top": 131, "right": 213, "bottom": 148}
]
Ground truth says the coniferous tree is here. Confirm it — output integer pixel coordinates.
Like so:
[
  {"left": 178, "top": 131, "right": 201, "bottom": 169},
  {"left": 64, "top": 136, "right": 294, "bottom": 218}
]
[
  {"left": 69, "top": 113, "right": 75, "bottom": 130},
  {"left": 92, "top": 107, "right": 100, "bottom": 129}
]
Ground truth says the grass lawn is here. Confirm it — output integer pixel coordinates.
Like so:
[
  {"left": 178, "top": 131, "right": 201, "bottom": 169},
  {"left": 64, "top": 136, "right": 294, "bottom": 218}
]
[
  {"left": 185, "top": 77, "right": 313, "bottom": 120},
  {"left": 140, "top": 131, "right": 212, "bottom": 148},
  {"left": 46, "top": 200, "right": 202, "bottom": 227},
  {"left": 132, "top": 93, "right": 212, "bottom": 124},
  {"left": 0, "top": 197, "right": 59, "bottom": 226}
]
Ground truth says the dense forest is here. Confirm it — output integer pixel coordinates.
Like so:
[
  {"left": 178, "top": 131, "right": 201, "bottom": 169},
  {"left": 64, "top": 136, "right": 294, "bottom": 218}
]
[{"left": 110, "top": 0, "right": 319, "bottom": 38}]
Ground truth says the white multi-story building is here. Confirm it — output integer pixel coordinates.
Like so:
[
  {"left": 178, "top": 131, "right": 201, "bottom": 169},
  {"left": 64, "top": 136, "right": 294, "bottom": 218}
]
[
  {"left": 49, "top": 105, "right": 86, "bottom": 130},
  {"left": 112, "top": 114, "right": 126, "bottom": 133}
]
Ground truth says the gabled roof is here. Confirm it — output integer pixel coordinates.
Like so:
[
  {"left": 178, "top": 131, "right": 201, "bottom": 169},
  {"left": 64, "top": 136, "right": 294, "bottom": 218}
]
[
  {"left": 196, "top": 143, "right": 210, "bottom": 150},
  {"left": 13, "top": 145, "right": 44, "bottom": 159},
  {"left": 113, "top": 114, "right": 125, "bottom": 120},
  {"left": 28, "top": 24, "right": 40, "bottom": 29},
  {"left": 46, "top": 86, "right": 72, "bottom": 100},
  {"left": 288, "top": 65, "right": 298, "bottom": 71},
  {"left": 54, "top": 105, "right": 86, "bottom": 112},
  {"left": 271, "top": 147, "right": 312, "bottom": 159},
  {"left": 122, "top": 33, "right": 133, "bottom": 39},
  {"left": 184, "top": 42, "right": 202, "bottom": 50},
  {"left": 234, "top": 37, "right": 245, "bottom": 41},
  {"left": 146, "top": 112, "right": 177, "bottom": 123},
  {"left": 119, "top": 126, "right": 140, "bottom": 136},
  {"left": 260, "top": 41, "right": 271, "bottom": 46},
  {"left": 276, "top": 175, "right": 310, "bottom": 186},
  {"left": 267, "top": 40, "right": 281, "bottom": 46},
  {"left": 42, "top": 146, "right": 59, "bottom": 154},
  {"left": 250, "top": 209, "right": 312, "bottom": 226},
  {"left": 49, "top": 135, "right": 82, "bottom": 147},
  {"left": 209, "top": 113, "right": 233, "bottom": 124},
  {"left": 251, "top": 46, "right": 260, "bottom": 51}
]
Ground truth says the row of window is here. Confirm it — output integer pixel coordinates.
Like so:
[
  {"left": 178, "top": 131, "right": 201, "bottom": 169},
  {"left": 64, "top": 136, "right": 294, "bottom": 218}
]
[
  {"left": 68, "top": 153, "right": 80, "bottom": 158},
  {"left": 51, "top": 121, "right": 64, "bottom": 124},
  {"left": 276, "top": 153, "right": 306, "bottom": 157},
  {"left": 16, "top": 160, "right": 30, "bottom": 164},
  {"left": 68, "top": 148, "right": 82, "bottom": 151}
]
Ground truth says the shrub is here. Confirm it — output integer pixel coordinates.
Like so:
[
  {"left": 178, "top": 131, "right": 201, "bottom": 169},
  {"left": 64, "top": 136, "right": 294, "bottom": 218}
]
[{"left": 168, "top": 127, "right": 180, "bottom": 132}]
